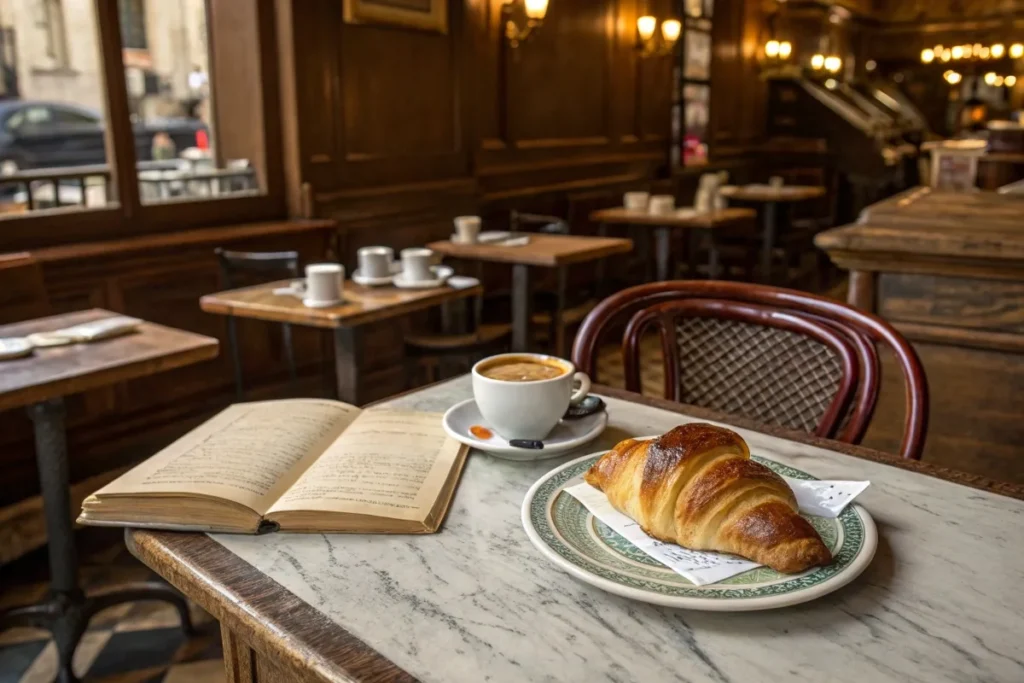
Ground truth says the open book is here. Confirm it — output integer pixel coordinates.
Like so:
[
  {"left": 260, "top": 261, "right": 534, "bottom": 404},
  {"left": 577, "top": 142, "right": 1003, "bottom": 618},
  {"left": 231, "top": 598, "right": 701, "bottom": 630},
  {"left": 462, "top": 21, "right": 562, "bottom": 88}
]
[{"left": 79, "top": 400, "right": 468, "bottom": 534}]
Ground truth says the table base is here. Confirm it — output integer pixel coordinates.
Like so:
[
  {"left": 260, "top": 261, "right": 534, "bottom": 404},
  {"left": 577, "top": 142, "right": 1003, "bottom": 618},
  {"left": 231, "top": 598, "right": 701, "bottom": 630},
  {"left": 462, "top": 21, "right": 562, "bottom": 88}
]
[{"left": 0, "top": 398, "right": 192, "bottom": 683}]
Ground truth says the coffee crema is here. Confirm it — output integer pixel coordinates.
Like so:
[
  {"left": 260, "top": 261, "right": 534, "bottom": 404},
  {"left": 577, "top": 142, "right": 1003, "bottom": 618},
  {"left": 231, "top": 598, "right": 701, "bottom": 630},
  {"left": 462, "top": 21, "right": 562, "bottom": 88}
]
[{"left": 479, "top": 357, "right": 567, "bottom": 382}]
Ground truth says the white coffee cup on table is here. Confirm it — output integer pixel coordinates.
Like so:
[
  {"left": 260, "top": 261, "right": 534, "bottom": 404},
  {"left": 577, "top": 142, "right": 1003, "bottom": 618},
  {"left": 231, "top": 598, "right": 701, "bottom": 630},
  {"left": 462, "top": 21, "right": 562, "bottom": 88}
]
[
  {"left": 358, "top": 246, "right": 394, "bottom": 279},
  {"left": 303, "top": 263, "right": 343, "bottom": 308},
  {"left": 769, "top": 176, "right": 785, "bottom": 188},
  {"left": 648, "top": 194, "right": 676, "bottom": 215},
  {"left": 400, "top": 248, "right": 434, "bottom": 282},
  {"left": 623, "top": 191, "right": 650, "bottom": 211},
  {"left": 453, "top": 216, "right": 482, "bottom": 244},
  {"left": 472, "top": 353, "right": 591, "bottom": 440}
]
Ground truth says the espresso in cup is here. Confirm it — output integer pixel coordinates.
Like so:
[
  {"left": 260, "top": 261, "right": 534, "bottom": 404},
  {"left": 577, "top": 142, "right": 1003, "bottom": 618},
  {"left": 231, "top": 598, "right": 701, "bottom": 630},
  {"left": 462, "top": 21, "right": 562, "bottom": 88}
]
[
  {"left": 479, "top": 357, "right": 567, "bottom": 382},
  {"left": 472, "top": 353, "right": 591, "bottom": 440}
]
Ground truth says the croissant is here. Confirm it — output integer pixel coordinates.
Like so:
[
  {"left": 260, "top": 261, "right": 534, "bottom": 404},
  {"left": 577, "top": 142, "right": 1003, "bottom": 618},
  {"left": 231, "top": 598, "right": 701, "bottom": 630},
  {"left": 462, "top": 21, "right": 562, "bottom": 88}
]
[{"left": 584, "top": 423, "right": 831, "bottom": 574}]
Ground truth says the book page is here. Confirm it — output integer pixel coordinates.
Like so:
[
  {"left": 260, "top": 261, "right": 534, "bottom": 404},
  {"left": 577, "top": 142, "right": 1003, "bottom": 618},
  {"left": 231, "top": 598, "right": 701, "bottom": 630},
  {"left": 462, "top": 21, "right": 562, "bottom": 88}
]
[
  {"left": 93, "top": 399, "right": 361, "bottom": 515},
  {"left": 267, "top": 410, "right": 463, "bottom": 522}
]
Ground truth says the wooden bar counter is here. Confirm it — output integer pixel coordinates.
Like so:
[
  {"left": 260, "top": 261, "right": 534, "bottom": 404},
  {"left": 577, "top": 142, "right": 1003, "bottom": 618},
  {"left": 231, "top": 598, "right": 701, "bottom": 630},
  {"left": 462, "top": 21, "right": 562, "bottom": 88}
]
[{"left": 816, "top": 186, "right": 1024, "bottom": 482}]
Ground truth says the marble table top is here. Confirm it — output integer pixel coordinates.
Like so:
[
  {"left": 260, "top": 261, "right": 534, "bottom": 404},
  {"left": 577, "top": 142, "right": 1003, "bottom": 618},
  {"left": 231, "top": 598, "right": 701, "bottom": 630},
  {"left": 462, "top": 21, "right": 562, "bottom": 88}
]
[{"left": 212, "top": 376, "right": 1024, "bottom": 683}]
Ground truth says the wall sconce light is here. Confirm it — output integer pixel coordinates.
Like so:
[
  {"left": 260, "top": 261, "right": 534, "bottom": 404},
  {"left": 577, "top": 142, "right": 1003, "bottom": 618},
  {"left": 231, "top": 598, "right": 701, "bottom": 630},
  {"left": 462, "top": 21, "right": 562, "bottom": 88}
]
[
  {"left": 764, "top": 40, "right": 792, "bottom": 60},
  {"left": 811, "top": 53, "right": 825, "bottom": 70},
  {"left": 921, "top": 48, "right": 934, "bottom": 63},
  {"left": 1007, "top": 75, "right": 1018, "bottom": 87},
  {"left": 503, "top": 0, "right": 549, "bottom": 49},
  {"left": 637, "top": 15, "right": 680, "bottom": 57},
  {"left": 943, "top": 70, "right": 962, "bottom": 85},
  {"left": 1011, "top": 43, "right": 1024, "bottom": 59}
]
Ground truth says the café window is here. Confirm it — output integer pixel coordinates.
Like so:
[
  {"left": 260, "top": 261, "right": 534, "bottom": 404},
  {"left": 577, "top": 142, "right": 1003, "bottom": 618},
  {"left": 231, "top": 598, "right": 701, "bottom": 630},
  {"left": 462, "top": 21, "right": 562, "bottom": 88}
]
[
  {"left": 0, "top": 0, "right": 115, "bottom": 214},
  {"left": 119, "top": 0, "right": 260, "bottom": 206},
  {"left": 0, "top": 0, "right": 275, "bottom": 246},
  {"left": 671, "top": 0, "right": 714, "bottom": 167}
]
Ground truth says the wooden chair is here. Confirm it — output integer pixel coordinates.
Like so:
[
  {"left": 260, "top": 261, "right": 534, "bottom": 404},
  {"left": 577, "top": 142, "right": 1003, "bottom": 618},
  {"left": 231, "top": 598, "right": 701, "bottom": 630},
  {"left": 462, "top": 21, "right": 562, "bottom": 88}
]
[
  {"left": 0, "top": 252, "right": 53, "bottom": 324},
  {"left": 572, "top": 280, "right": 928, "bottom": 459},
  {"left": 404, "top": 293, "right": 512, "bottom": 386},
  {"left": 214, "top": 248, "right": 300, "bottom": 397}
]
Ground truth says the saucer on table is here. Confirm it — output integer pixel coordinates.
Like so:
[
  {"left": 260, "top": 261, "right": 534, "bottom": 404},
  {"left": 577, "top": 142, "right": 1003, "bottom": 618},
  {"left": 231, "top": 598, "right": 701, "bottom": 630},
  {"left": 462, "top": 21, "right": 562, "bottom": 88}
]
[
  {"left": 442, "top": 398, "right": 608, "bottom": 461},
  {"left": 394, "top": 265, "right": 454, "bottom": 289},
  {"left": 352, "top": 261, "right": 402, "bottom": 286}
]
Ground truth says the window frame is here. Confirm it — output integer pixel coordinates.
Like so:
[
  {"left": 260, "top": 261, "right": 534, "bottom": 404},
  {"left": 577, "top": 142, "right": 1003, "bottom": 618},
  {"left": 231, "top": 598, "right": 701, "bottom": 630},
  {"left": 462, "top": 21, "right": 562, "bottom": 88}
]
[{"left": 0, "top": 0, "right": 287, "bottom": 253}]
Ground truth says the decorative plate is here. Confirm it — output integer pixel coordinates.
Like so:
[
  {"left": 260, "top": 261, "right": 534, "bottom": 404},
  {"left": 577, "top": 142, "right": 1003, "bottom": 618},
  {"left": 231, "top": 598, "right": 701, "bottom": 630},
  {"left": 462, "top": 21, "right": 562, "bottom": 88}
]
[
  {"left": 521, "top": 450, "right": 877, "bottom": 611},
  {"left": 442, "top": 398, "right": 607, "bottom": 461}
]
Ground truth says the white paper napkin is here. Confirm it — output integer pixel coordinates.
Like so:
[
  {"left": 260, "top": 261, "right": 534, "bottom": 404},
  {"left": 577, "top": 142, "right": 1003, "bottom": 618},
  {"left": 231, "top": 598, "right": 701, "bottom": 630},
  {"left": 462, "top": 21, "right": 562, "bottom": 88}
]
[
  {"left": 564, "top": 473, "right": 869, "bottom": 586},
  {"left": 26, "top": 316, "right": 143, "bottom": 348}
]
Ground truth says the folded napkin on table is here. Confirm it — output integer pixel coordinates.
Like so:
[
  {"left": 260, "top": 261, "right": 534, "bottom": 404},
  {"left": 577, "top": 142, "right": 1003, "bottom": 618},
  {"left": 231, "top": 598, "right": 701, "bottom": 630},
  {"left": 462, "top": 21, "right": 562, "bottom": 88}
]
[
  {"left": 27, "top": 315, "right": 143, "bottom": 348},
  {"left": 565, "top": 475, "right": 869, "bottom": 586}
]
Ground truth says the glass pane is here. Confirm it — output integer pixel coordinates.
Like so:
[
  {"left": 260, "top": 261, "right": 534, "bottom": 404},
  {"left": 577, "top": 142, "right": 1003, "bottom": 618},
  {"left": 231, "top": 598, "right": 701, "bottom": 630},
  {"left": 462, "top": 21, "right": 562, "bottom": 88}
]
[
  {"left": 119, "top": 0, "right": 260, "bottom": 205},
  {"left": 0, "top": 0, "right": 116, "bottom": 216},
  {"left": 684, "top": 30, "right": 711, "bottom": 81},
  {"left": 683, "top": 83, "right": 709, "bottom": 165}
]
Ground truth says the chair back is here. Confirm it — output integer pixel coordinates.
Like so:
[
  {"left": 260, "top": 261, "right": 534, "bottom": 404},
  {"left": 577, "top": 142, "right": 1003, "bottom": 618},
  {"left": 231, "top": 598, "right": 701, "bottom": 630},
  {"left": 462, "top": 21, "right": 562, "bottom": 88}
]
[
  {"left": 0, "top": 252, "right": 52, "bottom": 324},
  {"left": 572, "top": 281, "right": 928, "bottom": 459},
  {"left": 214, "top": 249, "right": 300, "bottom": 288}
]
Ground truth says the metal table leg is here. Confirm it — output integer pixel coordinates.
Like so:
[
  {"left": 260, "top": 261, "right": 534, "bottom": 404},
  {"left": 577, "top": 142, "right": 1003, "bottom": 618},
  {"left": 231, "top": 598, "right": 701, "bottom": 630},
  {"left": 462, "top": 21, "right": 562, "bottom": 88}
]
[
  {"left": 333, "top": 326, "right": 365, "bottom": 405},
  {"left": 654, "top": 226, "right": 672, "bottom": 281},
  {"left": 511, "top": 263, "right": 532, "bottom": 352},
  {"left": 760, "top": 201, "right": 778, "bottom": 284},
  {"left": 706, "top": 229, "right": 722, "bottom": 280},
  {"left": 595, "top": 223, "right": 608, "bottom": 296},
  {"left": 0, "top": 399, "right": 192, "bottom": 683}
]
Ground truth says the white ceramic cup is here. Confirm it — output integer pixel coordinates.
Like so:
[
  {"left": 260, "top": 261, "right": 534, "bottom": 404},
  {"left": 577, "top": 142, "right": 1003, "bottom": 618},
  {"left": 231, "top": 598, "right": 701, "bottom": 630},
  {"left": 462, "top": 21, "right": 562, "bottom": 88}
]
[
  {"left": 304, "top": 263, "right": 343, "bottom": 308},
  {"left": 623, "top": 191, "right": 650, "bottom": 211},
  {"left": 358, "top": 246, "right": 394, "bottom": 279},
  {"left": 769, "top": 175, "right": 785, "bottom": 188},
  {"left": 472, "top": 353, "right": 591, "bottom": 440},
  {"left": 453, "top": 216, "right": 482, "bottom": 244},
  {"left": 401, "top": 247, "right": 434, "bottom": 282},
  {"left": 648, "top": 194, "right": 676, "bottom": 215}
]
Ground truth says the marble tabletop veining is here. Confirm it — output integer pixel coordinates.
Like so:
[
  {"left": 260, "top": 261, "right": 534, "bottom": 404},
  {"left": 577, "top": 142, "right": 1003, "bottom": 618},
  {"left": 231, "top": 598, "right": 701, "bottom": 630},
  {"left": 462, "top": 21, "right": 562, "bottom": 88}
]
[{"left": 212, "top": 376, "right": 1024, "bottom": 683}]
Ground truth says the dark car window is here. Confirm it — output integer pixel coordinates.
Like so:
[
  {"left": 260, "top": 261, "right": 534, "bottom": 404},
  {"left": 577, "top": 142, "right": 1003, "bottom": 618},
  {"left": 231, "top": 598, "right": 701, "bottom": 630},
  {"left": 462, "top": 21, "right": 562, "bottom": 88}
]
[
  {"left": 51, "top": 108, "right": 99, "bottom": 126},
  {"left": 5, "top": 106, "right": 54, "bottom": 132}
]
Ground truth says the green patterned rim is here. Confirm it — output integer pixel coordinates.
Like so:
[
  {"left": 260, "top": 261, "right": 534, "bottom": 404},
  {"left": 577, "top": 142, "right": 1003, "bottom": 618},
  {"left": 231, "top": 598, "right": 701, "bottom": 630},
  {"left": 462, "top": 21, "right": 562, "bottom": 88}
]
[{"left": 521, "top": 448, "right": 877, "bottom": 611}]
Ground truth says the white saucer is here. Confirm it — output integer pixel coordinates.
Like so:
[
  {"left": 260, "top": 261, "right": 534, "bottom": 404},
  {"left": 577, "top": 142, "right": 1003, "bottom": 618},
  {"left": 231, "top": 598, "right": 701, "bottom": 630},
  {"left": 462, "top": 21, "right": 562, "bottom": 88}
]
[
  {"left": 446, "top": 275, "right": 480, "bottom": 290},
  {"left": 352, "top": 261, "right": 402, "bottom": 286},
  {"left": 394, "top": 265, "right": 454, "bottom": 289},
  {"left": 442, "top": 398, "right": 608, "bottom": 461},
  {"left": 0, "top": 337, "right": 33, "bottom": 360},
  {"left": 303, "top": 297, "right": 342, "bottom": 309}
]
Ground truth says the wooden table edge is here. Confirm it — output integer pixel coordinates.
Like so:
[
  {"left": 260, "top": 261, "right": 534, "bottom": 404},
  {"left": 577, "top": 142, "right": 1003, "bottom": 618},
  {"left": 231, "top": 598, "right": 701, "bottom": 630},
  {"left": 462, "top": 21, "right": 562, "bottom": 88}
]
[
  {"left": 588, "top": 208, "right": 756, "bottom": 227},
  {"left": 427, "top": 238, "right": 633, "bottom": 267},
  {"left": 200, "top": 284, "right": 485, "bottom": 330},
  {"left": 127, "top": 380, "right": 1024, "bottom": 683},
  {"left": 0, "top": 325, "right": 220, "bottom": 412}
]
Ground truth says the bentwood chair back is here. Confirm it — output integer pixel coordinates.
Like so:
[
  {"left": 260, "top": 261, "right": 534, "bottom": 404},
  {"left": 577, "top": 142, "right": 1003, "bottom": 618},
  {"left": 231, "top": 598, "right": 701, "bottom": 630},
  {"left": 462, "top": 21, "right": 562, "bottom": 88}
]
[
  {"left": 214, "top": 248, "right": 301, "bottom": 398},
  {"left": 572, "top": 281, "right": 928, "bottom": 460}
]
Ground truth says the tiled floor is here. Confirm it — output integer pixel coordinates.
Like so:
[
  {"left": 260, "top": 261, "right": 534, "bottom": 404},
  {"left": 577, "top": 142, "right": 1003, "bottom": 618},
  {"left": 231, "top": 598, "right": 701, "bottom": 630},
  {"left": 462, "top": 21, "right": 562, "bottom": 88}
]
[{"left": 0, "top": 532, "right": 223, "bottom": 683}]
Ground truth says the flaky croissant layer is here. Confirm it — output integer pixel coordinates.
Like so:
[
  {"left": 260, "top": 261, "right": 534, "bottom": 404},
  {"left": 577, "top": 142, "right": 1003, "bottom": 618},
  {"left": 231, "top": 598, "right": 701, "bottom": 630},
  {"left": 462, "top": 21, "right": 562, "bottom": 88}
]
[{"left": 584, "top": 423, "right": 832, "bottom": 574}]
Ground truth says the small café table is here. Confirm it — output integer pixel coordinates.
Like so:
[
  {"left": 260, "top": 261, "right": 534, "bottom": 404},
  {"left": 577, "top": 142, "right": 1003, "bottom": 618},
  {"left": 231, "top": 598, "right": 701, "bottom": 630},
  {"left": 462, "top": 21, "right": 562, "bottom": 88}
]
[
  {"left": 427, "top": 233, "right": 633, "bottom": 352},
  {"left": 129, "top": 375, "right": 1024, "bottom": 683},
  {"left": 0, "top": 309, "right": 219, "bottom": 683},
  {"left": 200, "top": 279, "right": 483, "bottom": 405},
  {"left": 718, "top": 184, "right": 826, "bottom": 283},
  {"left": 589, "top": 206, "right": 755, "bottom": 281}
]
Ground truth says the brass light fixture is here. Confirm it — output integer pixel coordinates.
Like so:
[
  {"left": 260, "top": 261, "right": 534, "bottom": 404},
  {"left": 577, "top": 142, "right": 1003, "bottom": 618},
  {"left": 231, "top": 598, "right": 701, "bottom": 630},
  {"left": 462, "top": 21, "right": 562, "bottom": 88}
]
[
  {"left": 637, "top": 15, "right": 680, "bottom": 57},
  {"left": 502, "top": 0, "right": 549, "bottom": 49}
]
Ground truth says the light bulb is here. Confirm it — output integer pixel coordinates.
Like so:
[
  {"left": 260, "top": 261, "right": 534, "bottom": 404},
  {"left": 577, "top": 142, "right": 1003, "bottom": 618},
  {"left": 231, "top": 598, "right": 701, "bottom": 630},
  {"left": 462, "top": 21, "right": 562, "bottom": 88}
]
[
  {"left": 824, "top": 55, "right": 841, "bottom": 73},
  {"left": 1007, "top": 75, "right": 1017, "bottom": 87},
  {"left": 865, "top": 59, "right": 877, "bottom": 71},
  {"left": 524, "top": 0, "right": 548, "bottom": 20},
  {"left": 973, "top": 43, "right": 983, "bottom": 53},
  {"left": 824, "top": 78, "right": 837, "bottom": 90},
  {"left": 811, "top": 53, "right": 824, "bottom": 70},
  {"left": 965, "top": 44, "right": 975, "bottom": 58},
  {"left": 921, "top": 48, "right": 934, "bottom": 63},
  {"left": 946, "top": 71, "right": 962, "bottom": 85},
  {"left": 637, "top": 15, "right": 657, "bottom": 42},
  {"left": 941, "top": 49, "right": 952, "bottom": 62},
  {"left": 1011, "top": 43, "right": 1024, "bottom": 59},
  {"left": 991, "top": 43, "right": 1005, "bottom": 58},
  {"left": 934, "top": 44, "right": 944, "bottom": 53},
  {"left": 779, "top": 41, "right": 792, "bottom": 59},
  {"left": 995, "top": 75, "right": 1005, "bottom": 86},
  {"left": 951, "top": 45, "right": 964, "bottom": 59},
  {"left": 765, "top": 40, "right": 780, "bottom": 58},
  {"left": 985, "top": 71, "right": 998, "bottom": 85},
  {"left": 661, "top": 19, "right": 681, "bottom": 43},
  {"left": 980, "top": 46, "right": 991, "bottom": 59}
]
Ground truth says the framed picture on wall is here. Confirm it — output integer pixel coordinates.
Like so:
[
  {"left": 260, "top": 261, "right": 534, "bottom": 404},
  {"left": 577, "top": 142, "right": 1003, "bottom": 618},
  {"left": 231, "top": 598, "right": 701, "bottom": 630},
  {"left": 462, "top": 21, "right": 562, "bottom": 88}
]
[
  {"left": 343, "top": 0, "right": 448, "bottom": 34},
  {"left": 684, "top": 30, "right": 712, "bottom": 80}
]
